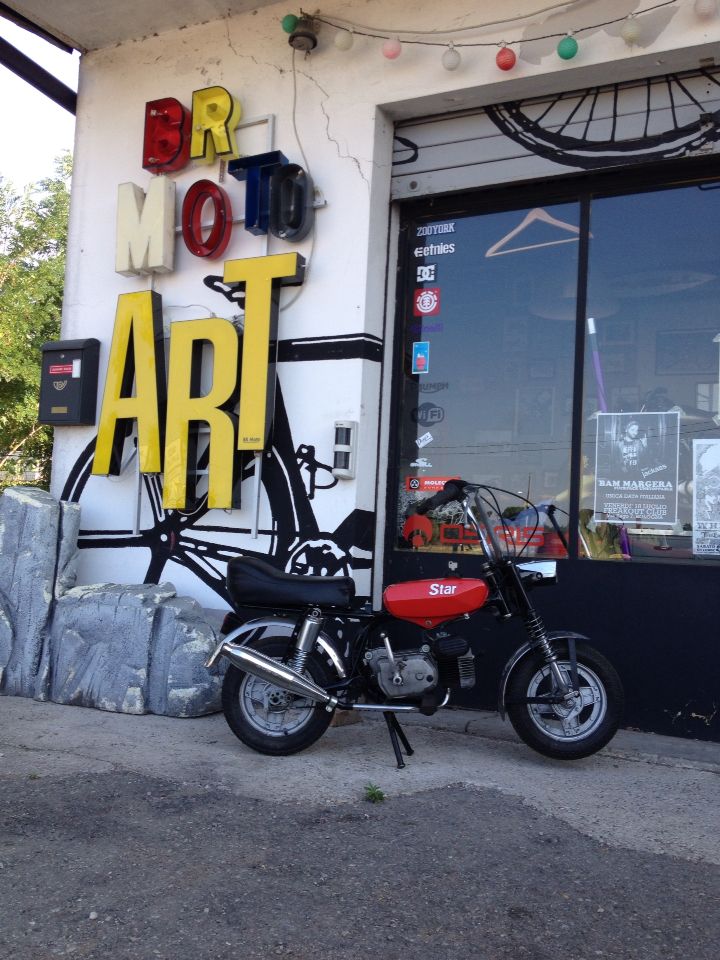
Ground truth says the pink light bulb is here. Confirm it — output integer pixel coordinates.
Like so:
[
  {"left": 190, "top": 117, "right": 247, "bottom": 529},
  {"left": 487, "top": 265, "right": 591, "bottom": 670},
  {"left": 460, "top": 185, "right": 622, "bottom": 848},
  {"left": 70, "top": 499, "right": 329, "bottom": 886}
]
[{"left": 382, "top": 38, "right": 402, "bottom": 59}]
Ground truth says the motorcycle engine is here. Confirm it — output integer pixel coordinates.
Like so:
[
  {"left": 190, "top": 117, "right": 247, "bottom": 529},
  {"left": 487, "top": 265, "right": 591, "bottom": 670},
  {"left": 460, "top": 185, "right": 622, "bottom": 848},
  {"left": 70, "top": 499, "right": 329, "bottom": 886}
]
[
  {"left": 364, "top": 645, "right": 438, "bottom": 699},
  {"left": 364, "top": 634, "right": 476, "bottom": 700}
]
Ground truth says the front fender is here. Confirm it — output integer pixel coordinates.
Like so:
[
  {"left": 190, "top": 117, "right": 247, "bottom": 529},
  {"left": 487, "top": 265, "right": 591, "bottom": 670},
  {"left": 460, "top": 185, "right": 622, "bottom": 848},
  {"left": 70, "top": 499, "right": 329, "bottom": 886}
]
[
  {"left": 497, "top": 631, "right": 590, "bottom": 720},
  {"left": 206, "top": 615, "right": 347, "bottom": 678}
]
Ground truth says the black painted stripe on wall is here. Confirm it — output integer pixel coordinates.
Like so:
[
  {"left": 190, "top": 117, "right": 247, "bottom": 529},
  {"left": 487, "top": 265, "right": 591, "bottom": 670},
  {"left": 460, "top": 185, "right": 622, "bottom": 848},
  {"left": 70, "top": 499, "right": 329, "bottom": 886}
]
[{"left": 277, "top": 334, "right": 383, "bottom": 363}]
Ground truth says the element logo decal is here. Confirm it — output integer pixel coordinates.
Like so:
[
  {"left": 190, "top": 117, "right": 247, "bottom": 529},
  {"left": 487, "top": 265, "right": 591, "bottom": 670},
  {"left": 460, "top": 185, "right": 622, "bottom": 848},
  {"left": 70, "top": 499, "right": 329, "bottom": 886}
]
[{"left": 413, "top": 288, "right": 441, "bottom": 316}]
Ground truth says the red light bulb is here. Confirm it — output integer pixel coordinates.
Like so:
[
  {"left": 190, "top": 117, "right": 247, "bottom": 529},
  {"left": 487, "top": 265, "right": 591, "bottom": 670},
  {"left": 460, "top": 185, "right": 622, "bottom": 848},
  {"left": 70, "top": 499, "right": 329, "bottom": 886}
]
[{"left": 496, "top": 46, "right": 517, "bottom": 71}]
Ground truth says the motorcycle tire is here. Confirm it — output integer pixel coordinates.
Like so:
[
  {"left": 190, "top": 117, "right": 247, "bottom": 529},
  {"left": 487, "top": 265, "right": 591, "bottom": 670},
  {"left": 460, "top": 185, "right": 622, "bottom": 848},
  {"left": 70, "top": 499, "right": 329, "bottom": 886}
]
[
  {"left": 505, "top": 641, "right": 624, "bottom": 760},
  {"left": 221, "top": 636, "right": 336, "bottom": 756}
]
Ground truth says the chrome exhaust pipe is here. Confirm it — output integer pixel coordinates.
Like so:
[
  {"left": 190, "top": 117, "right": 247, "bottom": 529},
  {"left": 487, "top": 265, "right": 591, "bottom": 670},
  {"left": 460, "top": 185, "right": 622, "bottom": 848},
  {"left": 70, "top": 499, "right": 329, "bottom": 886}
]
[{"left": 208, "top": 640, "right": 338, "bottom": 711}]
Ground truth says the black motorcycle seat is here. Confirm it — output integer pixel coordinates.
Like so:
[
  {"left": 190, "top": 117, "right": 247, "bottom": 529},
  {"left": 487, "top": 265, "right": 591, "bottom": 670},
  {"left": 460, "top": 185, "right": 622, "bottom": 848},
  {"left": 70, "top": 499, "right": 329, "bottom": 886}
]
[{"left": 226, "top": 555, "right": 356, "bottom": 610}]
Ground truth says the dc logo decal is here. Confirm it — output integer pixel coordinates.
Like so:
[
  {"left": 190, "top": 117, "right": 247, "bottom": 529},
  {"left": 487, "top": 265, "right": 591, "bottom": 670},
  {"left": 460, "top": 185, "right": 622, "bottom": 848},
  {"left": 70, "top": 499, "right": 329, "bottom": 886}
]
[
  {"left": 416, "top": 264, "right": 437, "bottom": 283},
  {"left": 413, "top": 287, "right": 441, "bottom": 316}
]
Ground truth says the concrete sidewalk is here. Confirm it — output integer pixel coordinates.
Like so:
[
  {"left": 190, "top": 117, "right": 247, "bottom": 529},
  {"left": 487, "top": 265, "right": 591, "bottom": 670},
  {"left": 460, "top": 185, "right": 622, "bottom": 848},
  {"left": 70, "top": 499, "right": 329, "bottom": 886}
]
[
  {"left": 1, "top": 695, "right": 718, "bottom": 865},
  {"left": 2, "top": 694, "right": 720, "bottom": 960},
  {"left": 431, "top": 707, "right": 720, "bottom": 772}
]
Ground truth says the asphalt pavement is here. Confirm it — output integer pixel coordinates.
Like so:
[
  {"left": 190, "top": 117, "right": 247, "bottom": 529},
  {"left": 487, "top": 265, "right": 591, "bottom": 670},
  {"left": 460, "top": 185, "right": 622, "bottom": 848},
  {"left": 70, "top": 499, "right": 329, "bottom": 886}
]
[{"left": 1, "top": 696, "right": 719, "bottom": 960}]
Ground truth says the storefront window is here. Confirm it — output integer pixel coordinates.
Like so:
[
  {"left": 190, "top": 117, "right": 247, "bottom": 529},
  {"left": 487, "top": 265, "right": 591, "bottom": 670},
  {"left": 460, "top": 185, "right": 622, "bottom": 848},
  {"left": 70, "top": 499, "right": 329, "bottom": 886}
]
[
  {"left": 581, "top": 184, "right": 720, "bottom": 563},
  {"left": 394, "top": 178, "right": 720, "bottom": 565},
  {"left": 396, "top": 202, "right": 579, "bottom": 559}
]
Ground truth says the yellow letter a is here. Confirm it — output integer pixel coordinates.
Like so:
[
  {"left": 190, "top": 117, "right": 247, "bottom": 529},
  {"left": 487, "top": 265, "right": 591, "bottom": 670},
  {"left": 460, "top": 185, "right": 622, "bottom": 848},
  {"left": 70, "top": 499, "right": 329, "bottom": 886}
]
[{"left": 93, "top": 291, "right": 165, "bottom": 475}]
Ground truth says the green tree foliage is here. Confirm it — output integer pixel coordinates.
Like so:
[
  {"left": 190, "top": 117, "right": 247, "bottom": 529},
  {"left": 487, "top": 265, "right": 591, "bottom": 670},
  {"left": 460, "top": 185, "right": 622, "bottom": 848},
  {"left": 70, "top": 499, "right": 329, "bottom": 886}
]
[{"left": 0, "top": 153, "right": 71, "bottom": 490}]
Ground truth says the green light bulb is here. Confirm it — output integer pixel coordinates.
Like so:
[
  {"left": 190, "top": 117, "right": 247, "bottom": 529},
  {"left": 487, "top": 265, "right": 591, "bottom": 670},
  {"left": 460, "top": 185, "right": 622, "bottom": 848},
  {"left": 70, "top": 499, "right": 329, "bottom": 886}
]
[{"left": 557, "top": 35, "right": 578, "bottom": 60}]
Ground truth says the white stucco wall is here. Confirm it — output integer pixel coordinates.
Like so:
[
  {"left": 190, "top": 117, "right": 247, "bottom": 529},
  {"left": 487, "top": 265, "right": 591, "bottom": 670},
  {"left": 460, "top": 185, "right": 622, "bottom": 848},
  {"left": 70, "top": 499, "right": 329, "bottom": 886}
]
[{"left": 51, "top": 0, "right": 720, "bottom": 607}]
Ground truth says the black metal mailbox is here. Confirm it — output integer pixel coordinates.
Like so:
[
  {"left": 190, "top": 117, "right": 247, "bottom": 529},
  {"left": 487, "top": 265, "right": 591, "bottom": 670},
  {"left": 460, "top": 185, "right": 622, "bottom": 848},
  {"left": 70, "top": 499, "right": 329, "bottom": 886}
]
[{"left": 38, "top": 339, "right": 100, "bottom": 426}]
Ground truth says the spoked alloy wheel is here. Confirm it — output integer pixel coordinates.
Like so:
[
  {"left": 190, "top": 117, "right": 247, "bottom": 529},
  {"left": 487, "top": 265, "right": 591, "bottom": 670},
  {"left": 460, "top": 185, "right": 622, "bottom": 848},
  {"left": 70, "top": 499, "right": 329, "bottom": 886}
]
[
  {"left": 506, "top": 642, "right": 623, "bottom": 760},
  {"left": 221, "top": 637, "right": 335, "bottom": 756}
]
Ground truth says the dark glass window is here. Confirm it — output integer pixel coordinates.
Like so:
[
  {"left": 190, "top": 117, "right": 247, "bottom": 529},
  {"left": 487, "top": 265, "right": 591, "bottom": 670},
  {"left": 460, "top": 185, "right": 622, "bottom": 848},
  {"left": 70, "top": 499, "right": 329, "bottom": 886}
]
[
  {"left": 393, "top": 177, "right": 720, "bottom": 565},
  {"left": 580, "top": 184, "right": 720, "bottom": 562}
]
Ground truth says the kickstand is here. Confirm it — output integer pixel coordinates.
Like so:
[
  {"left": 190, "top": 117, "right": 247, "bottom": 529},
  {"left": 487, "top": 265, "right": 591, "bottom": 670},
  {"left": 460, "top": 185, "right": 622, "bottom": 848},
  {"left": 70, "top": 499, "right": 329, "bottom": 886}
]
[{"left": 383, "top": 712, "right": 414, "bottom": 769}]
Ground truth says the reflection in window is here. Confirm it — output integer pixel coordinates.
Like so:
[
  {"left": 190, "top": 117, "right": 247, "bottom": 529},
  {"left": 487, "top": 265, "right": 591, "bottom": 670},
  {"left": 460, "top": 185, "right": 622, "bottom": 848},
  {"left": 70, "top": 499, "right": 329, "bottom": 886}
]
[
  {"left": 581, "top": 185, "right": 720, "bottom": 564},
  {"left": 395, "top": 180, "right": 720, "bottom": 565},
  {"left": 397, "top": 204, "right": 579, "bottom": 559}
]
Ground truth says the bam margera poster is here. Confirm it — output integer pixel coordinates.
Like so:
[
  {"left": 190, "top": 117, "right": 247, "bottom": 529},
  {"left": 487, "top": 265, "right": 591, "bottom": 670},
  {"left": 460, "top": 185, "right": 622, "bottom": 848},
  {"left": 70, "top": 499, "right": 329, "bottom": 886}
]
[
  {"left": 693, "top": 439, "right": 720, "bottom": 556},
  {"left": 593, "top": 412, "right": 680, "bottom": 525}
]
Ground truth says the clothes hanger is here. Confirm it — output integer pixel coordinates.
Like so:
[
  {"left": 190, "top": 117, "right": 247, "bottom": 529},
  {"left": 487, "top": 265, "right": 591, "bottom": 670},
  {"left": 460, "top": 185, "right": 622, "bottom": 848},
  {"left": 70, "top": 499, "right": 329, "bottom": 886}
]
[{"left": 485, "top": 207, "right": 582, "bottom": 258}]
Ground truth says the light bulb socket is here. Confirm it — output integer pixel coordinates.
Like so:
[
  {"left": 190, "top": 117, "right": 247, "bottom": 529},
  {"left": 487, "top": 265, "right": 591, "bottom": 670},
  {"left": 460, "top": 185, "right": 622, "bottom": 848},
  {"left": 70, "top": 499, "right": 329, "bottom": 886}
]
[{"left": 289, "top": 17, "right": 318, "bottom": 52}]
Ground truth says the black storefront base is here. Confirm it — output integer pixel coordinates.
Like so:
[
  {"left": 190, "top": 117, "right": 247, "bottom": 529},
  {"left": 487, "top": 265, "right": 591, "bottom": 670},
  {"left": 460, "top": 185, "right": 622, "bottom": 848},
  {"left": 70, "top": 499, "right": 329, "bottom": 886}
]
[{"left": 450, "top": 558, "right": 720, "bottom": 743}]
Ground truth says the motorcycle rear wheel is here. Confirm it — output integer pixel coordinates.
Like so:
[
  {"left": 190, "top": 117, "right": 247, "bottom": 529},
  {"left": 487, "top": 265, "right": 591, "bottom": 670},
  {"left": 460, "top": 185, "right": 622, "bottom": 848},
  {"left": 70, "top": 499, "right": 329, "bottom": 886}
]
[
  {"left": 221, "top": 636, "right": 336, "bottom": 756},
  {"left": 505, "top": 642, "right": 623, "bottom": 760}
]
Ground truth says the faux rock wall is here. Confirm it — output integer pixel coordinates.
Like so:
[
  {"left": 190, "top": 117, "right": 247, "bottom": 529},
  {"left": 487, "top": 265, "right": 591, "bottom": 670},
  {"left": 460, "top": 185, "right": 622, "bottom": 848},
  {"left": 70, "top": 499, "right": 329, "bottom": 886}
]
[{"left": 0, "top": 486, "right": 221, "bottom": 716}]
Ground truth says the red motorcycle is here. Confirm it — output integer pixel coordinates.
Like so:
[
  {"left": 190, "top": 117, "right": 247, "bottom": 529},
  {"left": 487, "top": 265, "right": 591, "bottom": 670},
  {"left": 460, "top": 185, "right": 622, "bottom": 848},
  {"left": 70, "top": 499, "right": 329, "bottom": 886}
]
[{"left": 207, "top": 480, "right": 624, "bottom": 766}]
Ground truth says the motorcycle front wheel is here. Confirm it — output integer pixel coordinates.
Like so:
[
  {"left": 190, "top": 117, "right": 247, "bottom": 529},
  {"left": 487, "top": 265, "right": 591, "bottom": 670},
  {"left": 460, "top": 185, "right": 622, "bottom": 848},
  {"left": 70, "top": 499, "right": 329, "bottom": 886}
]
[
  {"left": 221, "top": 636, "right": 336, "bottom": 756},
  {"left": 505, "top": 642, "right": 624, "bottom": 760}
]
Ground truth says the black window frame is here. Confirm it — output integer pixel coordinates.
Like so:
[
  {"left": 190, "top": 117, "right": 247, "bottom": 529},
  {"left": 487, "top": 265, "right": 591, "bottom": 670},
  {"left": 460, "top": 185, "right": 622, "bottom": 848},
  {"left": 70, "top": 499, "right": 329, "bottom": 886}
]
[{"left": 384, "top": 154, "right": 720, "bottom": 584}]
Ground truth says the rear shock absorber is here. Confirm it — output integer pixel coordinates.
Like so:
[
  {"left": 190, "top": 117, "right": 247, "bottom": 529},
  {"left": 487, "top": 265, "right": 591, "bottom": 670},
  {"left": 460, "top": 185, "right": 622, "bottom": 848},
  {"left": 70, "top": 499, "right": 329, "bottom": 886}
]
[{"left": 290, "top": 608, "right": 324, "bottom": 674}]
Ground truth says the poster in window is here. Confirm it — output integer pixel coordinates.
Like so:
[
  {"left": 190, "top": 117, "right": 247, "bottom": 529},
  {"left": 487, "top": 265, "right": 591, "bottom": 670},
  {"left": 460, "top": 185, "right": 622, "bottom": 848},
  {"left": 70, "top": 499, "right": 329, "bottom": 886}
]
[
  {"left": 692, "top": 439, "right": 720, "bottom": 556},
  {"left": 593, "top": 412, "right": 680, "bottom": 525}
]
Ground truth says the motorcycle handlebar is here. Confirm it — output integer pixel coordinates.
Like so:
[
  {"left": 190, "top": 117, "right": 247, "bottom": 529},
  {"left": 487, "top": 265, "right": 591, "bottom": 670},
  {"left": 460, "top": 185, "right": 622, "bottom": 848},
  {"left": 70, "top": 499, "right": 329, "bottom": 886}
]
[{"left": 415, "top": 479, "right": 469, "bottom": 515}]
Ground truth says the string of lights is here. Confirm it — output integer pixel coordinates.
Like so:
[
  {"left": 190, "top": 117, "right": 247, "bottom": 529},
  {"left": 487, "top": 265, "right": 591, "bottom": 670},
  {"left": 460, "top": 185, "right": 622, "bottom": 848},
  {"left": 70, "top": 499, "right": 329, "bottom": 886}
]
[
  {"left": 306, "top": 0, "right": 593, "bottom": 37},
  {"left": 279, "top": 0, "right": 718, "bottom": 72}
]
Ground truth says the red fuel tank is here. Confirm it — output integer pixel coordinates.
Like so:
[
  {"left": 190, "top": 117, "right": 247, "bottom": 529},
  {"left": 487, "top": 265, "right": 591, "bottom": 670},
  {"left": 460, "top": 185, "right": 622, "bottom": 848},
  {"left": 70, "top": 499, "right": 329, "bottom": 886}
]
[{"left": 383, "top": 578, "right": 490, "bottom": 628}]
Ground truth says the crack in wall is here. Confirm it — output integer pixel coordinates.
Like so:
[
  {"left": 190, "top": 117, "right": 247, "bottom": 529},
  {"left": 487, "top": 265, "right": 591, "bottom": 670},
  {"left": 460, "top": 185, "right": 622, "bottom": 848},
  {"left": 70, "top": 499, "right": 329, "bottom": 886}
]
[
  {"left": 223, "top": 17, "right": 286, "bottom": 75},
  {"left": 298, "top": 71, "right": 370, "bottom": 192}
]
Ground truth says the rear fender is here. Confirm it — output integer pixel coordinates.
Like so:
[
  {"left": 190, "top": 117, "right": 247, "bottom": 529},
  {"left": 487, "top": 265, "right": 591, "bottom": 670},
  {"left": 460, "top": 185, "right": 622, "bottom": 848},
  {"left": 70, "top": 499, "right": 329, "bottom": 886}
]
[
  {"left": 206, "top": 615, "right": 347, "bottom": 678},
  {"left": 497, "top": 631, "right": 589, "bottom": 719}
]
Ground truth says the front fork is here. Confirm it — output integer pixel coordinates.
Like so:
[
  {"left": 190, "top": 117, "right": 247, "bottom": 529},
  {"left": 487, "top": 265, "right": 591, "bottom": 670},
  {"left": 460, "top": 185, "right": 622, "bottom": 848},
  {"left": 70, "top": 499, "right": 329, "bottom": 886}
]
[
  {"left": 498, "top": 629, "right": 588, "bottom": 719},
  {"left": 524, "top": 607, "right": 576, "bottom": 697},
  {"left": 468, "top": 494, "right": 579, "bottom": 697},
  {"left": 500, "top": 552, "right": 579, "bottom": 699}
]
